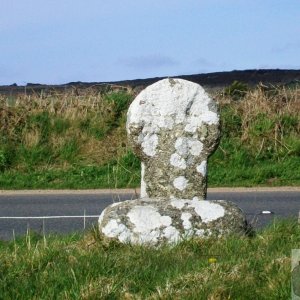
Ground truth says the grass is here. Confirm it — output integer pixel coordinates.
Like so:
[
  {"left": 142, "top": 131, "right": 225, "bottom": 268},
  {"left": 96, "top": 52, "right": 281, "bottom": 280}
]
[
  {"left": 0, "top": 83, "right": 299, "bottom": 189},
  {"left": 0, "top": 154, "right": 298, "bottom": 189},
  {"left": 0, "top": 218, "right": 299, "bottom": 299},
  {"left": 0, "top": 158, "right": 140, "bottom": 189}
]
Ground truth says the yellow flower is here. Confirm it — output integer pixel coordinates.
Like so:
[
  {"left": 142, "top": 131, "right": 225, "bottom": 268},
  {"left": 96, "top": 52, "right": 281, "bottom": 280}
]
[{"left": 208, "top": 257, "right": 217, "bottom": 264}]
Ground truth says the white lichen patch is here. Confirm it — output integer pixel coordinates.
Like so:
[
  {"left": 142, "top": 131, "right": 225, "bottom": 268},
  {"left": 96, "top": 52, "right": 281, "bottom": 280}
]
[
  {"left": 127, "top": 79, "right": 205, "bottom": 131},
  {"left": 163, "top": 226, "right": 180, "bottom": 243},
  {"left": 184, "top": 111, "right": 219, "bottom": 133},
  {"left": 141, "top": 133, "right": 158, "bottom": 157},
  {"left": 102, "top": 219, "right": 131, "bottom": 242},
  {"left": 170, "top": 199, "right": 189, "bottom": 210},
  {"left": 190, "top": 199, "right": 225, "bottom": 223},
  {"left": 174, "top": 137, "right": 203, "bottom": 157},
  {"left": 196, "top": 161, "right": 207, "bottom": 176},
  {"left": 135, "top": 230, "right": 160, "bottom": 244},
  {"left": 175, "top": 137, "right": 189, "bottom": 156},
  {"left": 181, "top": 212, "right": 192, "bottom": 230},
  {"left": 170, "top": 153, "right": 186, "bottom": 169},
  {"left": 170, "top": 198, "right": 225, "bottom": 223},
  {"left": 173, "top": 176, "right": 188, "bottom": 191},
  {"left": 188, "top": 140, "right": 204, "bottom": 156},
  {"left": 170, "top": 197, "right": 186, "bottom": 209},
  {"left": 127, "top": 206, "right": 172, "bottom": 232},
  {"left": 183, "top": 96, "right": 219, "bottom": 133}
]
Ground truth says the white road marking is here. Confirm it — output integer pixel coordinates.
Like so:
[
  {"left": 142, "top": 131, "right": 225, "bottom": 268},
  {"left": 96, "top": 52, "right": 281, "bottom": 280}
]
[{"left": 0, "top": 215, "right": 99, "bottom": 219}]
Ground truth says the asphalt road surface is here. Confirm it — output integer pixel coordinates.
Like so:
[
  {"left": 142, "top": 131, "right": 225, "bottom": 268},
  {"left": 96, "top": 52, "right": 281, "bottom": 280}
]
[{"left": 0, "top": 190, "right": 299, "bottom": 240}]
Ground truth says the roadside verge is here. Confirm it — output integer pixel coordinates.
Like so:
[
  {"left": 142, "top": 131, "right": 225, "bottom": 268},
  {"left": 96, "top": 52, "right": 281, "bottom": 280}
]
[{"left": 1, "top": 186, "right": 300, "bottom": 195}]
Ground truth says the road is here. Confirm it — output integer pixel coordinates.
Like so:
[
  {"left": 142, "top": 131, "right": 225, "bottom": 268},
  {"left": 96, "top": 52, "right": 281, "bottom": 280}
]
[{"left": 0, "top": 189, "right": 299, "bottom": 240}]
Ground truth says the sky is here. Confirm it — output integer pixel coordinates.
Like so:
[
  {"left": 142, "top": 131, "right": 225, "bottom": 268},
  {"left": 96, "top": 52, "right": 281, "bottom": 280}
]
[{"left": 1, "top": 0, "right": 300, "bottom": 85}]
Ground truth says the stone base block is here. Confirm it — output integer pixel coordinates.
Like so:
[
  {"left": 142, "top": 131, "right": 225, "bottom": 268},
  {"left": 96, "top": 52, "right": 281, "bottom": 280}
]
[{"left": 98, "top": 198, "right": 248, "bottom": 246}]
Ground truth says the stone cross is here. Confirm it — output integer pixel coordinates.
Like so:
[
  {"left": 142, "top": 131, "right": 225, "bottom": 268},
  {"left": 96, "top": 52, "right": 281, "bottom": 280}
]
[
  {"left": 98, "top": 78, "right": 247, "bottom": 246},
  {"left": 127, "top": 78, "right": 220, "bottom": 200}
]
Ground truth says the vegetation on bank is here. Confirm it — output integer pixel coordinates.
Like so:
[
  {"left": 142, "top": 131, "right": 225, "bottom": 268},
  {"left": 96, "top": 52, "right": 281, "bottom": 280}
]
[
  {"left": 0, "top": 83, "right": 299, "bottom": 189},
  {"left": 0, "top": 219, "right": 298, "bottom": 299}
]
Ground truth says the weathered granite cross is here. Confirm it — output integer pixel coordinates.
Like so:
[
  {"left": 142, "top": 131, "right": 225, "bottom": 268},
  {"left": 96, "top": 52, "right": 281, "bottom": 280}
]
[
  {"left": 99, "top": 78, "right": 247, "bottom": 246},
  {"left": 127, "top": 78, "right": 220, "bottom": 200}
]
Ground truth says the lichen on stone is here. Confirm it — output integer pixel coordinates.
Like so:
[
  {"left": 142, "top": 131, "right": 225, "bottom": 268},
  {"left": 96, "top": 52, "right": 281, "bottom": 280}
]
[
  {"left": 126, "top": 78, "right": 220, "bottom": 200},
  {"left": 99, "top": 197, "right": 248, "bottom": 246},
  {"left": 99, "top": 78, "right": 248, "bottom": 247}
]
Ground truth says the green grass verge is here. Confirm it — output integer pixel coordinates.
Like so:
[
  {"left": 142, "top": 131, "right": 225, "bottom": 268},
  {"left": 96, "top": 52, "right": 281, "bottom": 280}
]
[
  {"left": 209, "top": 150, "right": 300, "bottom": 187},
  {"left": 0, "top": 154, "right": 299, "bottom": 189},
  {"left": 0, "top": 219, "right": 299, "bottom": 299},
  {"left": 0, "top": 86, "right": 299, "bottom": 189}
]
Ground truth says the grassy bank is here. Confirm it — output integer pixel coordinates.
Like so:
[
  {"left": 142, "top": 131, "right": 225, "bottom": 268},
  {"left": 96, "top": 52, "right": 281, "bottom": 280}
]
[
  {"left": 0, "top": 84, "right": 299, "bottom": 189},
  {"left": 0, "top": 219, "right": 299, "bottom": 299}
]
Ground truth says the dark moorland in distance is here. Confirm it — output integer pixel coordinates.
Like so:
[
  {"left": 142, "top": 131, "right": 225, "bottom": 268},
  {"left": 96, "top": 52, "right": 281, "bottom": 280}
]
[{"left": 1, "top": 69, "right": 300, "bottom": 96}]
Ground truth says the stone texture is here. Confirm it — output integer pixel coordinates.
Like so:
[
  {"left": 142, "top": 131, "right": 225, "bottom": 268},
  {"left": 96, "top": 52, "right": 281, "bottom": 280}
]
[
  {"left": 99, "top": 197, "right": 247, "bottom": 246},
  {"left": 99, "top": 78, "right": 248, "bottom": 246},
  {"left": 126, "top": 78, "right": 220, "bottom": 200}
]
